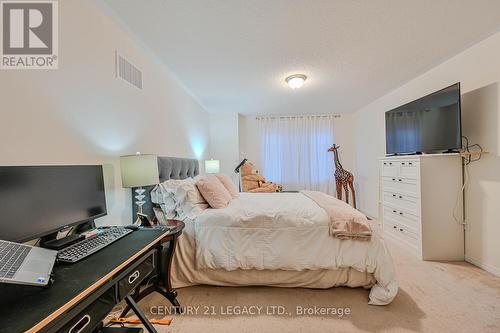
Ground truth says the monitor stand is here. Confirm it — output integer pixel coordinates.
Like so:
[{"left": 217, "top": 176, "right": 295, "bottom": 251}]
[
  {"left": 40, "top": 220, "right": 95, "bottom": 250},
  {"left": 41, "top": 233, "right": 84, "bottom": 250}
]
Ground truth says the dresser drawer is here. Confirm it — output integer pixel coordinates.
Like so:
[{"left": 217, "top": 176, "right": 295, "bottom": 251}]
[
  {"left": 384, "top": 219, "right": 419, "bottom": 249},
  {"left": 58, "top": 287, "right": 116, "bottom": 333},
  {"left": 399, "top": 160, "right": 419, "bottom": 179},
  {"left": 383, "top": 191, "right": 420, "bottom": 216},
  {"left": 382, "top": 177, "right": 419, "bottom": 197},
  {"left": 384, "top": 206, "right": 420, "bottom": 235},
  {"left": 396, "top": 224, "right": 419, "bottom": 241},
  {"left": 381, "top": 159, "right": 420, "bottom": 179},
  {"left": 116, "top": 250, "right": 156, "bottom": 301},
  {"left": 381, "top": 161, "right": 399, "bottom": 177}
]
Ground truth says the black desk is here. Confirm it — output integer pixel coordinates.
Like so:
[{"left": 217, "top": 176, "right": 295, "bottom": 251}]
[{"left": 0, "top": 225, "right": 183, "bottom": 333}]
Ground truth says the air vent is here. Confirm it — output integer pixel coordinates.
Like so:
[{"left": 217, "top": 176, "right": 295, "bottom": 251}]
[{"left": 116, "top": 52, "right": 143, "bottom": 89}]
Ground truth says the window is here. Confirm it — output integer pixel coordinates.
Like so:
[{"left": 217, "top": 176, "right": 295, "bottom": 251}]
[{"left": 259, "top": 115, "right": 337, "bottom": 194}]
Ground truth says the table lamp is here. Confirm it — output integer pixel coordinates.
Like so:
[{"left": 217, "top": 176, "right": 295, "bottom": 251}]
[
  {"left": 205, "top": 159, "right": 220, "bottom": 174},
  {"left": 120, "top": 153, "right": 159, "bottom": 224}
]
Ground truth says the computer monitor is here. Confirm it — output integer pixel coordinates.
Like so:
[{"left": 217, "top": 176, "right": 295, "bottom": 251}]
[{"left": 0, "top": 165, "right": 107, "bottom": 242}]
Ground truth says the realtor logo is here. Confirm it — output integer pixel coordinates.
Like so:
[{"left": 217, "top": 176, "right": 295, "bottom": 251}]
[{"left": 1, "top": 0, "right": 58, "bottom": 69}]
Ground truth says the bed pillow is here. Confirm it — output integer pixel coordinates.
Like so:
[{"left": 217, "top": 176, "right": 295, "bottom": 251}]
[
  {"left": 151, "top": 184, "right": 177, "bottom": 219},
  {"left": 196, "top": 175, "right": 232, "bottom": 209},
  {"left": 215, "top": 173, "right": 239, "bottom": 199},
  {"left": 152, "top": 178, "right": 209, "bottom": 219},
  {"left": 173, "top": 178, "right": 209, "bottom": 219}
]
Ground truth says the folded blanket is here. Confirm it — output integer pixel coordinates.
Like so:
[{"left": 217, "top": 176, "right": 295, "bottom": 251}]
[{"left": 301, "top": 190, "right": 372, "bottom": 240}]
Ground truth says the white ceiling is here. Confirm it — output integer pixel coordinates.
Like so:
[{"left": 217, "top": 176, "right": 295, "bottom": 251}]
[{"left": 102, "top": 0, "right": 500, "bottom": 115}]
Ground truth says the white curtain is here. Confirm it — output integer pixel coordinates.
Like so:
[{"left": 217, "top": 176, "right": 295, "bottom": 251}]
[{"left": 259, "top": 115, "right": 337, "bottom": 194}]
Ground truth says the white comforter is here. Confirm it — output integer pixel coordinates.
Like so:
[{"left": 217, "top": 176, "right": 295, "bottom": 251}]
[{"left": 194, "top": 192, "right": 398, "bottom": 305}]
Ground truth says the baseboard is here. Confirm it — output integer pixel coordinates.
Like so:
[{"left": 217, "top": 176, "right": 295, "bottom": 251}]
[{"left": 465, "top": 256, "right": 500, "bottom": 277}]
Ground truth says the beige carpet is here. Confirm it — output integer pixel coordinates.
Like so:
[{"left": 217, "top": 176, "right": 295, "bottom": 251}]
[{"left": 113, "top": 238, "right": 500, "bottom": 332}]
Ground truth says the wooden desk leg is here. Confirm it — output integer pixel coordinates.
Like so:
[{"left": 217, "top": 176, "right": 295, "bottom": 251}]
[
  {"left": 162, "top": 234, "right": 182, "bottom": 313},
  {"left": 125, "top": 295, "right": 158, "bottom": 333}
]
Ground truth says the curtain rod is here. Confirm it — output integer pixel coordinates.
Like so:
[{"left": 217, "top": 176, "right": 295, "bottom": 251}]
[{"left": 255, "top": 114, "right": 341, "bottom": 120}]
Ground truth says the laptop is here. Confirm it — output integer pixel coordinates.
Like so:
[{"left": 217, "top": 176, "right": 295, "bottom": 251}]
[{"left": 0, "top": 240, "right": 57, "bottom": 287}]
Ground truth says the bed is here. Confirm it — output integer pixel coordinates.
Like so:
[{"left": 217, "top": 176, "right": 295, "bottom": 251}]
[{"left": 140, "top": 157, "right": 398, "bottom": 305}]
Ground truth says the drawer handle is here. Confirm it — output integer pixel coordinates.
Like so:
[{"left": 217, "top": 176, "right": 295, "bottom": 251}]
[
  {"left": 393, "top": 225, "right": 397, "bottom": 229},
  {"left": 384, "top": 162, "right": 387, "bottom": 165},
  {"left": 392, "top": 210, "right": 396, "bottom": 213},
  {"left": 399, "top": 228, "right": 404, "bottom": 232},
  {"left": 69, "top": 314, "right": 91, "bottom": 333},
  {"left": 399, "top": 212, "right": 404, "bottom": 215},
  {"left": 128, "top": 270, "right": 140, "bottom": 284},
  {"left": 398, "top": 179, "right": 402, "bottom": 182},
  {"left": 392, "top": 194, "right": 396, "bottom": 197},
  {"left": 401, "top": 162, "right": 405, "bottom": 165},
  {"left": 409, "top": 162, "right": 413, "bottom": 165},
  {"left": 389, "top": 162, "right": 392, "bottom": 165},
  {"left": 399, "top": 195, "right": 403, "bottom": 199},
  {"left": 392, "top": 178, "right": 396, "bottom": 181}
]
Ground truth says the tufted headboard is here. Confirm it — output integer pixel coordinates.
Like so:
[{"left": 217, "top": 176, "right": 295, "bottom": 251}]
[
  {"left": 131, "top": 156, "right": 199, "bottom": 221},
  {"left": 157, "top": 156, "right": 199, "bottom": 182}
]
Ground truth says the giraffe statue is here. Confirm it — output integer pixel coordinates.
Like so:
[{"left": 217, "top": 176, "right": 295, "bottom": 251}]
[{"left": 328, "top": 144, "right": 356, "bottom": 208}]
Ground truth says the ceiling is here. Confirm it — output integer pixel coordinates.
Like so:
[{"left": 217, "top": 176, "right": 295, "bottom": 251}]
[{"left": 102, "top": 0, "right": 500, "bottom": 115}]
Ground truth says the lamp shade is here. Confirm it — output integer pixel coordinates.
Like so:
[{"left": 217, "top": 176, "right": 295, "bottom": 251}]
[
  {"left": 120, "top": 154, "right": 159, "bottom": 188},
  {"left": 205, "top": 159, "right": 220, "bottom": 174}
]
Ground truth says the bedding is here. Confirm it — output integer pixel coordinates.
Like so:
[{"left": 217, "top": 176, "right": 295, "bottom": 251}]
[
  {"left": 214, "top": 173, "right": 240, "bottom": 198},
  {"left": 151, "top": 182, "right": 177, "bottom": 218},
  {"left": 171, "top": 218, "right": 377, "bottom": 293},
  {"left": 170, "top": 192, "right": 398, "bottom": 305},
  {"left": 301, "top": 190, "right": 372, "bottom": 240},
  {"left": 151, "top": 178, "right": 208, "bottom": 220},
  {"left": 174, "top": 177, "right": 209, "bottom": 219},
  {"left": 196, "top": 175, "right": 232, "bottom": 208}
]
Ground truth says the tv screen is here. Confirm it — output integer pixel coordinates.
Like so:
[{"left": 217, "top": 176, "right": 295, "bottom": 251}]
[
  {"left": 385, "top": 83, "right": 462, "bottom": 155},
  {"left": 0, "top": 165, "right": 107, "bottom": 242}
]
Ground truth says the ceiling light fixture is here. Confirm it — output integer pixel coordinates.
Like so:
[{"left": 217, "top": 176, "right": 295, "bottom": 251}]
[{"left": 285, "top": 74, "right": 307, "bottom": 89}]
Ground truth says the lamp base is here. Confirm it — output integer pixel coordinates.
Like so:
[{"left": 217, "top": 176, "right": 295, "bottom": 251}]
[
  {"left": 134, "top": 215, "right": 142, "bottom": 226},
  {"left": 133, "top": 187, "right": 147, "bottom": 225}
]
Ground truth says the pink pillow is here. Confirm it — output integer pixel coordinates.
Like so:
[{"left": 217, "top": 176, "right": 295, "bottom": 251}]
[
  {"left": 215, "top": 173, "right": 239, "bottom": 199},
  {"left": 196, "top": 175, "right": 232, "bottom": 209}
]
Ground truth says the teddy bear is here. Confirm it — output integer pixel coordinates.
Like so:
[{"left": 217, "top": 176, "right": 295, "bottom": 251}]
[{"left": 239, "top": 160, "right": 282, "bottom": 193}]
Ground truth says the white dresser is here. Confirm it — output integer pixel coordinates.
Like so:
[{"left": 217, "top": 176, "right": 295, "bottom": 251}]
[{"left": 379, "top": 154, "right": 464, "bottom": 260}]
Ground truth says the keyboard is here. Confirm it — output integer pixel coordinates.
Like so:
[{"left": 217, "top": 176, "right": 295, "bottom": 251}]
[
  {"left": 0, "top": 241, "right": 32, "bottom": 279},
  {"left": 57, "top": 227, "right": 133, "bottom": 263}
]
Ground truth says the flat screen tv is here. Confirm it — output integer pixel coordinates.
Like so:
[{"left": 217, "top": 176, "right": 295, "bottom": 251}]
[
  {"left": 385, "top": 83, "right": 462, "bottom": 155},
  {"left": 0, "top": 165, "right": 107, "bottom": 242}
]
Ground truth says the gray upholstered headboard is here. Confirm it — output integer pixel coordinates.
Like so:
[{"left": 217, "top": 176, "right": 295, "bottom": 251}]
[
  {"left": 157, "top": 156, "right": 199, "bottom": 182},
  {"left": 132, "top": 156, "right": 199, "bottom": 222}
]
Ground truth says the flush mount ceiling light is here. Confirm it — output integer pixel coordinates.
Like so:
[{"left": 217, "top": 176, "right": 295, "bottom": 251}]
[{"left": 285, "top": 74, "right": 307, "bottom": 89}]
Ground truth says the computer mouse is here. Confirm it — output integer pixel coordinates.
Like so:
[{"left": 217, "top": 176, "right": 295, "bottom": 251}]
[{"left": 124, "top": 225, "right": 140, "bottom": 231}]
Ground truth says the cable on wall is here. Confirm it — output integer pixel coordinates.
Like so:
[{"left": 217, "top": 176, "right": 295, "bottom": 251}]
[
  {"left": 453, "top": 161, "right": 469, "bottom": 229},
  {"left": 461, "top": 135, "right": 484, "bottom": 165},
  {"left": 453, "top": 136, "right": 485, "bottom": 230}
]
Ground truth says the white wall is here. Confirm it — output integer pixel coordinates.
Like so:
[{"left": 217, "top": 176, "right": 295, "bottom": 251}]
[
  {"left": 239, "top": 114, "right": 356, "bottom": 179},
  {"left": 353, "top": 31, "right": 500, "bottom": 275},
  {"left": 461, "top": 83, "right": 500, "bottom": 275},
  {"left": 0, "top": 0, "right": 210, "bottom": 225},
  {"left": 238, "top": 115, "right": 263, "bottom": 170},
  {"left": 208, "top": 113, "right": 240, "bottom": 185}
]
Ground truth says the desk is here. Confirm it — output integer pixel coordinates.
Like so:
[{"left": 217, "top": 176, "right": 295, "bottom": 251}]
[{"left": 0, "top": 224, "right": 184, "bottom": 333}]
